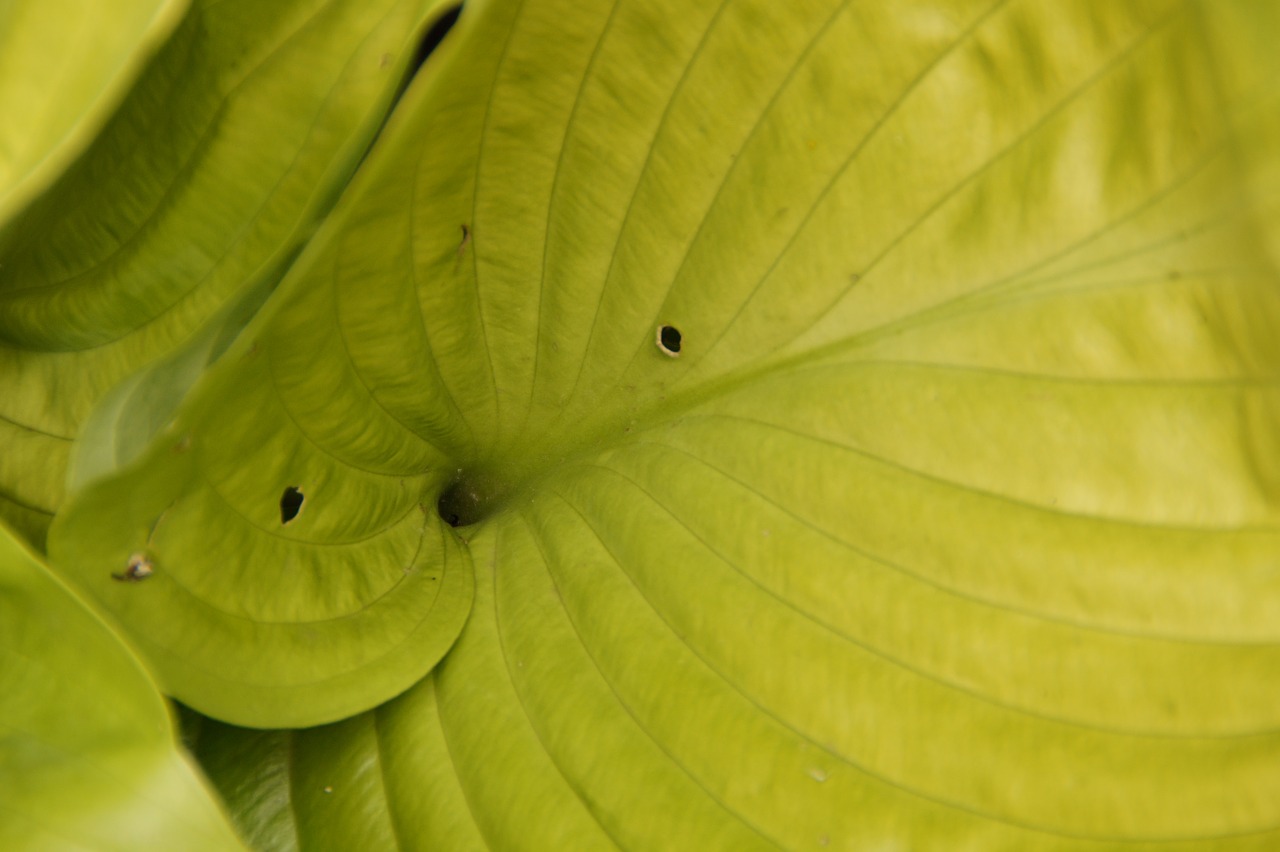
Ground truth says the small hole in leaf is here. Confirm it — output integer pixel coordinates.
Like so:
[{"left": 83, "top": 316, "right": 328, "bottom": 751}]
[
  {"left": 412, "top": 4, "right": 463, "bottom": 76},
  {"left": 280, "top": 487, "right": 304, "bottom": 524},
  {"left": 657, "top": 325, "right": 681, "bottom": 357}
]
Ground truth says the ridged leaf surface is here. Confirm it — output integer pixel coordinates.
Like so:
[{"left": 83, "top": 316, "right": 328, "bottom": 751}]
[
  {"left": 0, "top": 0, "right": 452, "bottom": 545},
  {"left": 51, "top": 0, "right": 1280, "bottom": 845}
]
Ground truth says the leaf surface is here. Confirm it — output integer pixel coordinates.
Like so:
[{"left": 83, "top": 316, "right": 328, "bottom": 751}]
[
  {"left": 0, "top": 523, "right": 245, "bottom": 851},
  {"left": 0, "top": 0, "right": 454, "bottom": 546},
  {"left": 54, "top": 0, "right": 1280, "bottom": 844},
  {"left": 0, "top": 0, "right": 186, "bottom": 227}
]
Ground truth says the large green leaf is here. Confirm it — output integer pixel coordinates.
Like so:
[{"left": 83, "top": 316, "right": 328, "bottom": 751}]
[
  {"left": 0, "top": 0, "right": 454, "bottom": 547},
  {"left": 0, "top": 522, "right": 244, "bottom": 850},
  {"left": 0, "top": 0, "right": 187, "bottom": 228},
  {"left": 53, "top": 0, "right": 1280, "bottom": 844}
]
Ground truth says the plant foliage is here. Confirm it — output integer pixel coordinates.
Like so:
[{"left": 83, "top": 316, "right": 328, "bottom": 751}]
[{"left": 4, "top": 0, "right": 1280, "bottom": 848}]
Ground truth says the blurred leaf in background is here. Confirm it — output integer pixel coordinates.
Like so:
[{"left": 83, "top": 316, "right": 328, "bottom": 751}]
[{"left": 0, "top": 522, "right": 244, "bottom": 850}]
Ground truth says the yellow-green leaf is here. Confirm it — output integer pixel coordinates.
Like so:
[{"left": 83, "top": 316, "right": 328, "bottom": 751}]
[
  {"left": 51, "top": 0, "right": 1280, "bottom": 845},
  {"left": 0, "top": 522, "right": 244, "bottom": 851}
]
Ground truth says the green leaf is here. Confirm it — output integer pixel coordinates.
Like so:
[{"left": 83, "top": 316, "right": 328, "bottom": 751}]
[
  {"left": 0, "top": 522, "right": 245, "bottom": 851},
  {"left": 188, "top": 709, "right": 433, "bottom": 852},
  {"left": 0, "top": 0, "right": 187, "bottom": 228},
  {"left": 54, "top": 0, "right": 1280, "bottom": 844},
  {"left": 0, "top": 0, "right": 454, "bottom": 547}
]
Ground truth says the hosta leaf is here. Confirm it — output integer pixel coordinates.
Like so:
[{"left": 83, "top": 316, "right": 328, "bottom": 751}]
[
  {"left": 0, "top": 522, "right": 244, "bottom": 851},
  {"left": 55, "top": 0, "right": 1280, "bottom": 844},
  {"left": 188, "top": 709, "right": 431, "bottom": 852},
  {"left": 0, "top": 0, "right": 186, "bottom": 228},
  {"left": 0, "top": 0, "right": 456, "bottom": 547}
]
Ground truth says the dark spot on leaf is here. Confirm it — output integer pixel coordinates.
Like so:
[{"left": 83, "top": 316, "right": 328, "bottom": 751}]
[
  {"left": 368, "top": 5, "right": 464, "bottom": 177},
  {"left": 411, "top": 4, "right": 463, "bottom": 77},
  {"left": 657, "top": 325, "right": 681, "bottom": 357},
  {"left": 437, "top": 471, "right": 506, "bottom": 527},
  {"left": 280, "top": 487, "right": 304, "bottom": 524},
  {"left": 437, "top": 478, "right": 469, "bottom": 526}
]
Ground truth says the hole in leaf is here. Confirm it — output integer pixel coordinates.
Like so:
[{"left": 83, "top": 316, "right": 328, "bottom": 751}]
[
  {"left": 657, "top": 324, "right": 682, "bottom": 357},
  {"left": 411, "top": 4, "right": 463, "bottom": 76},
  {"left": 280, "top": 487, "right": 304, "bottom": 524}
]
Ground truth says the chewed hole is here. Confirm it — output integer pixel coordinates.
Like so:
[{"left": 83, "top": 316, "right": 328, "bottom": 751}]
[
  {"left": 280, "top": 487, "right": 304, "bottom": 524},
  {"left": 657, "top": 325, "right": 681, "bottom": 357}
]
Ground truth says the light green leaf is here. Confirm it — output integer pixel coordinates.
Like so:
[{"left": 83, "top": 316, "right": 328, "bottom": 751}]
[
  {"left": 0, "top": 0, "right": 455, "bottom": 547},
  {"left": 0, "top": 522, "right": 245, "bottom": 851},
  {"left": 0, "top": 0, "right": 187, "bottom": 228},
  {"left": 188, "top": 708, "right": 430, "bottom": 852},
  {"left": 55, "top": 0, "right": 1280, "bottom": 844}
]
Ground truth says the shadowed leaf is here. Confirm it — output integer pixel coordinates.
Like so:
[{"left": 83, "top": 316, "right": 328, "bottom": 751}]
[{"left": 0, "top": 0, "right": 455, "bottom": 546}]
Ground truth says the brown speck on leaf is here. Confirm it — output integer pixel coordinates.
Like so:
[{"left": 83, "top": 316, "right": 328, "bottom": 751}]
[
  {"left": 380, "top": 52, "right": 391, "bottom": 68},
  {"left": 457, "top": 223, "right": 471, "bottom": 257},
  {"left": 112, "top": 553, "right": 154, "bottom": 583}
]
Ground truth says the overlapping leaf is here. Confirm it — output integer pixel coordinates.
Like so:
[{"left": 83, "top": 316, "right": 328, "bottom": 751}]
[
  {"left": 51, "top": 0, "right": 1280, "bottom": 845},
  {"left": 0, "top": 0, "right": 186, "bottom": 227},
  {"left": 0, "top": 523, "right": 244, "bottom": 851},
  {"left": 0, "top": 0, "right": 454, "bottom": 546}
]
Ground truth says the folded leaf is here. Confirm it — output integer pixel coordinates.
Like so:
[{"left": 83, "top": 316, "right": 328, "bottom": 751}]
[
  {"left": 0, "top": 0, "right": 454, "bottom": 546},
  {"left": 0, "top": 0, "right": 186, "bottom": 228}
]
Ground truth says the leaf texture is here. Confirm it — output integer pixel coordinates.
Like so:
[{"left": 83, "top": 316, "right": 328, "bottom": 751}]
[
  {"left": 0, "top": 0, "right": 186, "bottom": 227},
  {"left": 52, "top": 0, "right": 1280, "bottom": 845},
  {"left": 0, "top": 523, "right": 245, "bottom": 851},
  {"left": 0, "top": 0, "right": 453, "bottom": 546}
]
